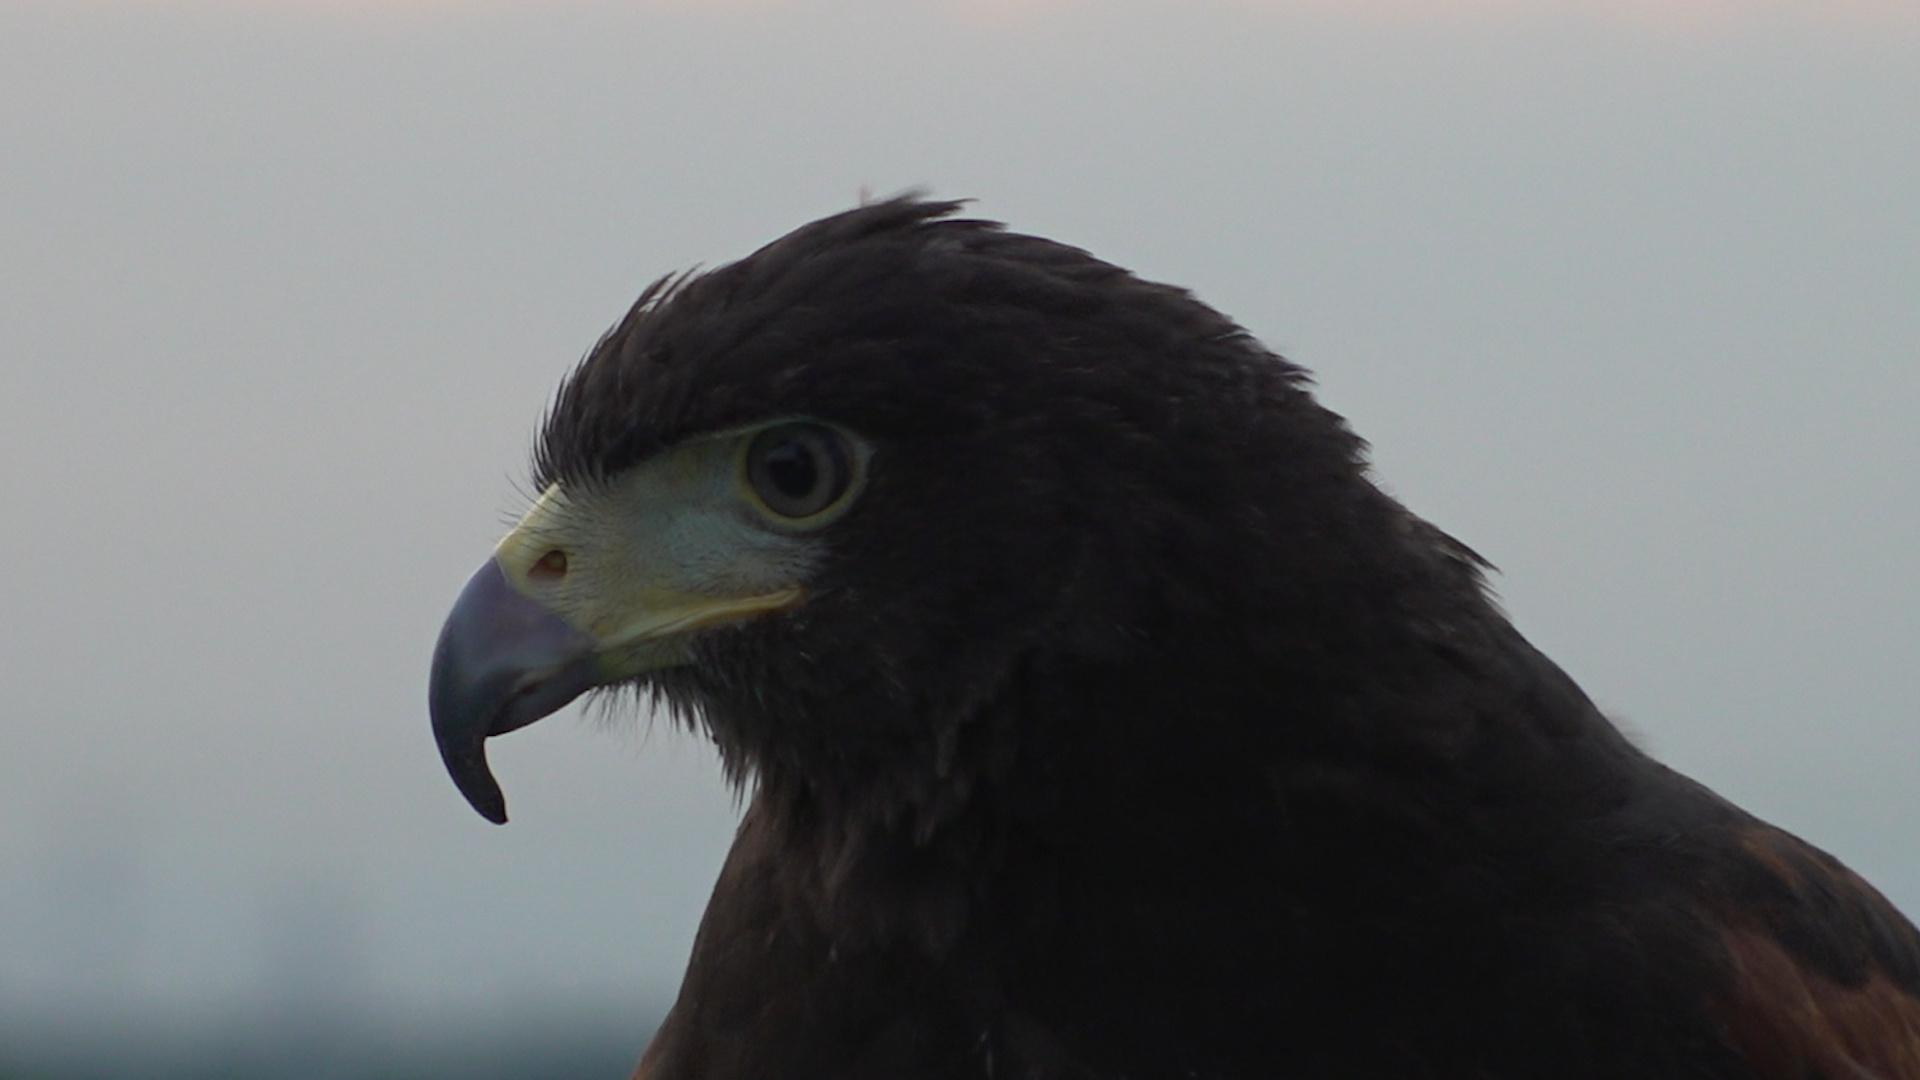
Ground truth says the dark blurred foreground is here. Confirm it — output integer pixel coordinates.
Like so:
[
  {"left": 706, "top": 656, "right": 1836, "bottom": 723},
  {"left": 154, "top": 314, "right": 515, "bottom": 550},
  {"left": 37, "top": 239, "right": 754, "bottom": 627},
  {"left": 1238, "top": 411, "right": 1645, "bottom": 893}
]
[{"left": 0, "top": 1007, "right": 662, "bottom": 1080}]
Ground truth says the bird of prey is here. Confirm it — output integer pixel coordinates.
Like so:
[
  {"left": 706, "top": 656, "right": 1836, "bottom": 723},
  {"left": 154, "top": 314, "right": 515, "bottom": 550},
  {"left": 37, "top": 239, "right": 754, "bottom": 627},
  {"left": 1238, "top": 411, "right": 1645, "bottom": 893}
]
[{"left": 429, "top": 196, "right": 1920, "bottom": 1079}]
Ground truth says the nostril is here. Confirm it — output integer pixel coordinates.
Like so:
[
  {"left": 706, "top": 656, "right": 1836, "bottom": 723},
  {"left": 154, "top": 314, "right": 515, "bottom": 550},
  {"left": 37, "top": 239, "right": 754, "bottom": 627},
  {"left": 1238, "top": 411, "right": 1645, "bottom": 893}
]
[{"left": 529, "top": 549, "right": 569, "bottom": 582}]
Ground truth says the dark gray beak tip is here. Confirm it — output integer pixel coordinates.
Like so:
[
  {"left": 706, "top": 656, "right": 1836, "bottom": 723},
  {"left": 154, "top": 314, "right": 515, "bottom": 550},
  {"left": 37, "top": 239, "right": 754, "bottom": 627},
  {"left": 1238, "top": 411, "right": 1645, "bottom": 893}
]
[
  {"left": 437, "top": 731, "right": 510, "bottom": 825},
  {"left": 429, "top": 559, "right": 600, "bottom": 825},
  {"left": 429, "top": 583, "right": 512, "bottom": 824}
]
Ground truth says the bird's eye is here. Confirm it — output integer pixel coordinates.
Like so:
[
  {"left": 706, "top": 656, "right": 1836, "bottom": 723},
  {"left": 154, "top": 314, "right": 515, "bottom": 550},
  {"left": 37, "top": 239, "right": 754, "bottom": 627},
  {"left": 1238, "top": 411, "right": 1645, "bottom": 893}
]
[{"left": 744, "top": 423, "right": 856, "bottom": 521}]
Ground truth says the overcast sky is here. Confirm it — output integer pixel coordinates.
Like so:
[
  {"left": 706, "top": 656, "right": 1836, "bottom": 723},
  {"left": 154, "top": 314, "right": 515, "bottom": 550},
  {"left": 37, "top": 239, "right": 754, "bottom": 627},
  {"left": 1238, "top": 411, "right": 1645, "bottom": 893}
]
[{"left": 1, "top": 0, "right": 1915, "bottom": 1036}]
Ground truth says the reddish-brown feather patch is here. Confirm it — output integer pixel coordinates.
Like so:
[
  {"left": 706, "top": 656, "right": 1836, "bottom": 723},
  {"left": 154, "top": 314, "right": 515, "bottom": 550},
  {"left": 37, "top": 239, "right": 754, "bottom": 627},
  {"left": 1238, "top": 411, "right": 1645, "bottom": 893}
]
[{"left": 1714, "top": 921, "right": 1920, "bottom": 1080}]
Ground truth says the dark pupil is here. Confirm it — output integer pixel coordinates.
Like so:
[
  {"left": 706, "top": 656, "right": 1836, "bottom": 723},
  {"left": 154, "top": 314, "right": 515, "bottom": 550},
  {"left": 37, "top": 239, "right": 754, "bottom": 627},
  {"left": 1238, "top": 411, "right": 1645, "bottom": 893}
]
[
  {"left": 749, "top": 423, "right": 852, "bottom": 519},
  {"left": 764, "top": 437, "right": 819, "bottom": 500}
]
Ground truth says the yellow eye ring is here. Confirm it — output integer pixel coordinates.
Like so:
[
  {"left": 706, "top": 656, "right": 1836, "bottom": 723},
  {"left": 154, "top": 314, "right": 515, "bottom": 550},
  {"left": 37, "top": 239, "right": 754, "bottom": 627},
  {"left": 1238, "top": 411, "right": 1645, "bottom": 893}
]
[{"left": 737, "top": 422, "right": 864, "bottom": 525}]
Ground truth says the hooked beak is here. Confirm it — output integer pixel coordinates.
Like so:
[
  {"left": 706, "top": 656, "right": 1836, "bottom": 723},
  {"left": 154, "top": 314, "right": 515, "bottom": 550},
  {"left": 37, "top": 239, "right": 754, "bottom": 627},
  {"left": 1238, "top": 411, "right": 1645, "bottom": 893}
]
[{"left": 428, "top": 560, "right": 601, "bottom": 824}]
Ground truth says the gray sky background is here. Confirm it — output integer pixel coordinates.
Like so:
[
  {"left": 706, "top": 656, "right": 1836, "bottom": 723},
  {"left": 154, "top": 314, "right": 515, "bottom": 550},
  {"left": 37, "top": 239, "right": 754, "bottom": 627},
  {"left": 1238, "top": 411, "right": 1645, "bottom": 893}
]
[{"left": 2, "top": 0, "right": 1915, "bottom": 1035}]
